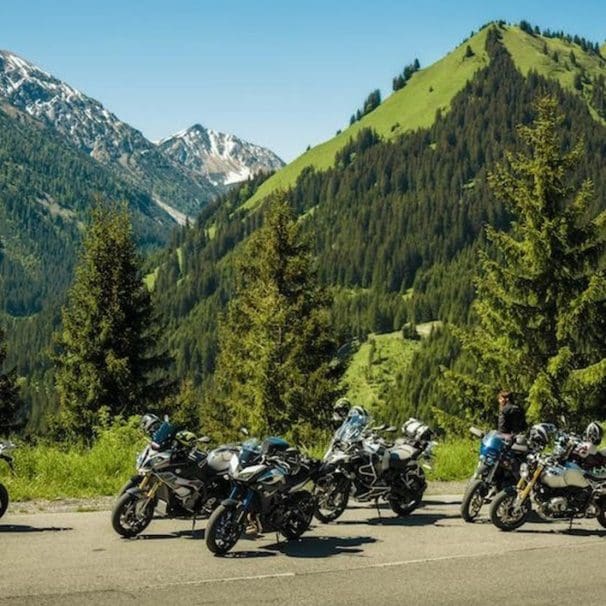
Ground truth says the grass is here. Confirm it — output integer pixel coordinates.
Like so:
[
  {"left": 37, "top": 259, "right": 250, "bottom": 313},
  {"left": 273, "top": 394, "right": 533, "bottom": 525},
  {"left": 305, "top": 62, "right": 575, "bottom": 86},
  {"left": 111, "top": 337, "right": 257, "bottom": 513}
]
[
  {"left": 242, "top": 28, "right": 490, "bottom": 210},
  {"left": 502, "top": 26, "right": 606, "bottom": 123},
  {"left": 343, "top": 331, "right": 420, "bottom": 411},
  {"left": 143, "top": 267, "right": 159, "bottom": 291},
  {"left": 427, "top": 438, "right": 477, "bottom": 481},
  {"left": 0, "top": 420, "right": 143, "bottom": 501}
]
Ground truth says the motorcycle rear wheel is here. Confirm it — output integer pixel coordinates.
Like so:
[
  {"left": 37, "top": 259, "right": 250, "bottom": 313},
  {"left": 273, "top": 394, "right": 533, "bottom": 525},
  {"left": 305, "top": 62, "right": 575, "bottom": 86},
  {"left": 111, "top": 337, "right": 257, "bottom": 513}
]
[
  {"left": 281, "top": 491, "right": 315, "bottom": 539},
  {"left": 489, "top": 487, "right": 530, "bottom": 531},
  {"left": 205, "top": 504, "right": 244, "bottom": 555},
  {"left": 0, "top": 483, "right": 9, "bottom": 519},
  {"left": 111, "top": 492, "right": 155, "bottom": 538},
  {"left": 314, "top": 477, "right": 350, "bottom": 523},
  {"left": 460, "top": 479, "right": 488, "bottom": 522}
]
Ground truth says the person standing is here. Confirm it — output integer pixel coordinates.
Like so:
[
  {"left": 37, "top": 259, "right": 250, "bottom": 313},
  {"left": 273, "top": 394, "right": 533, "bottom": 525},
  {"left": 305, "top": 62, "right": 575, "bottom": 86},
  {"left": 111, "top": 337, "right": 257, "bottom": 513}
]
[{"left": 497, "top": 390, "right": 527, "bottom": 434}]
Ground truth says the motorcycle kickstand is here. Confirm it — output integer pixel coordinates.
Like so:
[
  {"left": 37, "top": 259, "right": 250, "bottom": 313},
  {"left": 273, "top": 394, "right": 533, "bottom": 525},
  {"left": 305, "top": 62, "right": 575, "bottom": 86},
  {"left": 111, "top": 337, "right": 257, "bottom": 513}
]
[
  {"left": 191, "top": 514, "right": 197, "bottom": 533},
  {"left": 568, "top": 516, "right": 573, "bottom": 531},
  {"left": 375, "top": 499, "right": 382, "bottom": 522}
]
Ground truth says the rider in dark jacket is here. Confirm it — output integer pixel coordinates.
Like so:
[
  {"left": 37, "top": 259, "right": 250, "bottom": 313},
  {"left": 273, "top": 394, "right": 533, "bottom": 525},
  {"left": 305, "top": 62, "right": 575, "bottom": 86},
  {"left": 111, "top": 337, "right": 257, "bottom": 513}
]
[{"left": 497, "top": 391, "right": 527, "bottom": 434}]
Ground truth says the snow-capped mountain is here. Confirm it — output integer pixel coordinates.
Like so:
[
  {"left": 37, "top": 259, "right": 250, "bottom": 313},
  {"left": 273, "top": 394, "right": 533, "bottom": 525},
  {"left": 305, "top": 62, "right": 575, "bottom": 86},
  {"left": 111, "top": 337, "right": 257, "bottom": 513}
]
[
  {"left": 0, "top": 49, "right": 284, "bottom": 217},
  {"left": 158, "top": 124, "right": 284, "bottom": 186}
]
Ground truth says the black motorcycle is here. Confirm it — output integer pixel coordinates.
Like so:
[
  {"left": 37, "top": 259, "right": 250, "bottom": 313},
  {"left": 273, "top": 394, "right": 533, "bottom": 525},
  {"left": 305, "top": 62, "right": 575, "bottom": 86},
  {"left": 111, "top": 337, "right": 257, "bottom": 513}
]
[
  {"left": 205, "top": 437, "right": 319, "bottom": 555},
  {"left": 314, "top": 412, "right": 435, "bottom": 522},
  {"left": 0, "top": 441, "right": 16, "bottom": 519},
  {"left": 111, "top": 422, "right": 234, "bottom": 537},
  {"left": 460, "top": 427, "right": 532, "bottom": 522}
]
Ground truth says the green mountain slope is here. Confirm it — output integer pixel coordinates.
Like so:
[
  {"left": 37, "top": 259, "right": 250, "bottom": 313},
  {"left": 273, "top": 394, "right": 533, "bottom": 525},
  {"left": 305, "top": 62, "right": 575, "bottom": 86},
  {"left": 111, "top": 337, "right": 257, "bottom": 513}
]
[
  {"left": 243, "top": 27, "right": 490, "bottom": 210},
  {"left": 244, "top": 24, "right": 606, "bottom": 211}
]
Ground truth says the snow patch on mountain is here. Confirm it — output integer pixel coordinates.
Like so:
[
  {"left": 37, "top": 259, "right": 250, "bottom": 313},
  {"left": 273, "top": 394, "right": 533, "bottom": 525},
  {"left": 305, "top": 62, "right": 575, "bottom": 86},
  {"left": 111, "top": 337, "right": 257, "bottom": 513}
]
[{"left": 158, "top": 124, "right": 284, "bottom": 186}]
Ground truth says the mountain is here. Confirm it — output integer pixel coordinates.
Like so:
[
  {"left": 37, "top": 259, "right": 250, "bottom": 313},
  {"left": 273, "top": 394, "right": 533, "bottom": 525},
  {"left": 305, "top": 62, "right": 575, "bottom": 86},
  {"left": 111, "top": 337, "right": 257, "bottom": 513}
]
[
  {"left": 244, "top": 25, "right": 606, "bottom": 210},
  {"left": 144, "top": 23, "right": 606, "bottom": 424},
  {"left": 158, "top": 124, "right": 284, "bottom": 187},
  {"left": 0, "top": 50, "right": 277, "bottom": 219}
]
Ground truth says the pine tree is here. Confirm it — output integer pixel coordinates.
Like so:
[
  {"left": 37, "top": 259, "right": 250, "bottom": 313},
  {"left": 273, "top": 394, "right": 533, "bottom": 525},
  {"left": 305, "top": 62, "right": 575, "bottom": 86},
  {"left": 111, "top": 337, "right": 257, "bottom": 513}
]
[
  {"left": 0, "top": 326, "right": 20, "bottom": 432},
  {"left": 207, "top": 196, "right": 343, "bottom": 442},
  {"left": 447, "top": 96, "right": 606, "bottom": 423},
  {"left": 54, "top": 199, "right": 171, "bottom": 440}
]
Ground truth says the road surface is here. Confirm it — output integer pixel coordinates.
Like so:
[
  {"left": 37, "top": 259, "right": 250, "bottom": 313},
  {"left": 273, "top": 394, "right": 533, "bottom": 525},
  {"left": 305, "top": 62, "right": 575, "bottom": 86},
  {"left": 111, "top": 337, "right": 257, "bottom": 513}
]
[{"left": 1, "top": 496, "right": 605, "bottom": 605}]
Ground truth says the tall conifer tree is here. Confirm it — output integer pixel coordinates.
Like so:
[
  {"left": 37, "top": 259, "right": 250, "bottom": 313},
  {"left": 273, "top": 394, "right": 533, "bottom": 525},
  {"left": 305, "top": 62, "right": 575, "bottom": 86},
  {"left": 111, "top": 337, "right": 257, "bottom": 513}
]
[
  {"left": 54, "top": 200, "right": 169, "bottom": 439},
  {"left": 448, "top": 96, "right": 606, "bottom": 422},
  {"left": 207, "top": 197, "right": 343, "bottom": 441}
]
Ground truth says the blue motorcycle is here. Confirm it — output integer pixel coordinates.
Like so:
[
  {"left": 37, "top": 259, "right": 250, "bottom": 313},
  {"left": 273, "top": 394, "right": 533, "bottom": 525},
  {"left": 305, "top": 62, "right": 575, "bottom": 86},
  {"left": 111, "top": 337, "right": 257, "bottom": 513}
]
[{"left": 460, "top": 428, "right": 529, "bottom": 522}]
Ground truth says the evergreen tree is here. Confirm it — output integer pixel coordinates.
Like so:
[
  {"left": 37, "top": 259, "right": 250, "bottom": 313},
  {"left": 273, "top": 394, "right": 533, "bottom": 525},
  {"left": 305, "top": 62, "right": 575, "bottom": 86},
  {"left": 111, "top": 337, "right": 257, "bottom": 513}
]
[
  {"left": 54, "top": 199, "right": 170, "bottom": 440},
  {"left": 447, "top": 96, "right": 606, "bottom": 423},
  {"left": 207, "top": 196, "right": 343, "bottom": 441},
  {"left": 0, "top": 326, "right": 20, "bottom": 432}
]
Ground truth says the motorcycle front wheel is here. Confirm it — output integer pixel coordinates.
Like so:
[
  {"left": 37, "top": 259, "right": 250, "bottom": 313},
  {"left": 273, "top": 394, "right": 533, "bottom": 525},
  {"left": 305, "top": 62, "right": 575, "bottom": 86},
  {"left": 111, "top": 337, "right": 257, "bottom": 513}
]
[
  {"left": 314, "top": 476, "right": 350, "bottom": 523},
  {"left": 460, "top": 479, "right": 488, "bottom": 522},
  {"left": 489, "top": 487, "right": 530, "bottom": 531},
  {"left": 205, "top": 504, "right": 244, "bottom": 555},
  {"left": 111, "top": 492, "right": 155, "bottom": 537},
  {"left": 0, "top": 483, "right": 9, "bottom": 519}
]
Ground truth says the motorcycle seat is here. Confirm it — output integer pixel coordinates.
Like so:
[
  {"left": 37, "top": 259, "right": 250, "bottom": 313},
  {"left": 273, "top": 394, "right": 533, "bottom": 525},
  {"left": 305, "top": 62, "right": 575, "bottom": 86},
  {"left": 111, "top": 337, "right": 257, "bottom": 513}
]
[{"left": 388, "top": 444, "right": 417, "bottom": 468}]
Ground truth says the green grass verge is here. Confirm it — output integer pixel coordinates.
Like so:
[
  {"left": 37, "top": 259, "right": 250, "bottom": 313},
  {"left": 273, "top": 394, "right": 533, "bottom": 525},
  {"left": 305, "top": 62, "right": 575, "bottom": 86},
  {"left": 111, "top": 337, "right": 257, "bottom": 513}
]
[
  {"left": 0, "top": 420, "right": 143, "bottom": 501},
  {"left": 427, "top": 438, "right": 477, "bottom": 481}
]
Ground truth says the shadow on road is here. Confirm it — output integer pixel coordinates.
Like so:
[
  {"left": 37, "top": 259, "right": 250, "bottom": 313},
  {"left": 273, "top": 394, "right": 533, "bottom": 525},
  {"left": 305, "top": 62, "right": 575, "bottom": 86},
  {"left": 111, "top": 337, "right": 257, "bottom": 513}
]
[
  {"left": 335, "top": 512, "right": 459, "bottom": 527},
  {"left": 131, "top": 528, "right": 205, "bottom": 540},
  {"left": 0, "top": 524, "right": 72, "bottom": 533},
  {"left": 263, "top": 535, "right": 377, "bottom": 558},
  {"left": 517, "top": 526, "right": 606, "bottom": 537}
]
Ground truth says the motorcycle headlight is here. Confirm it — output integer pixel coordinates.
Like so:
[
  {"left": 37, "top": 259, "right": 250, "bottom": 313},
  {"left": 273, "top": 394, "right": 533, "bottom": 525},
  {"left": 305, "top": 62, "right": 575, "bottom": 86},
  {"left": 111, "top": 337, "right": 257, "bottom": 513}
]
[{"left": 520, "top": 462, "right": 529, "bottom": 480}]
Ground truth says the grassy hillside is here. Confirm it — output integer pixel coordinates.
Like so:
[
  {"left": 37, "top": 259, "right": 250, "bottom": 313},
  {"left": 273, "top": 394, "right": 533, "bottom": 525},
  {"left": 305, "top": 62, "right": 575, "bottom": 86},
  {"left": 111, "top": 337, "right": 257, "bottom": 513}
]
[
  {"left": 243, "top": 24, "right": 606, "bottom": 211},
  {"left": 243, "top": 27, "right": 491, "bottom": 210},
  {"left": 343, "top": 331, "right": 420, "bottom": 415},
  {"left": 503, "top": 26, "right": 606, "bottom": 122}
]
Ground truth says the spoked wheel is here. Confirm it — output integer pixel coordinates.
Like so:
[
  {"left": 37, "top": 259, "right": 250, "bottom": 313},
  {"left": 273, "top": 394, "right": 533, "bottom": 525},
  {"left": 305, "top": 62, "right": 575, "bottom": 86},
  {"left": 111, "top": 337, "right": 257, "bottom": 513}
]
[
  {"left": 489, "top": 488, "right": 530, "bottom": 531},
  {"left": 0, "top": 483, "right": 9, "bottom": 519},
  {"left": 597, "top": 502, "right": 606, "bottom": 529},
  {"left": 205, "top": 504, "right": 244, "bottom": 555},
  {"left": 281, "top": 491, "right": 315, "bottom": 540},
  {"left": 314, "top": 477, "right": 350, "bottom": 523},
  {"left": 460, "top": 479, "right": 488, "bottom": 522},
  {"left": 111, "top": 492, "right": 155, "bottom": 537}
]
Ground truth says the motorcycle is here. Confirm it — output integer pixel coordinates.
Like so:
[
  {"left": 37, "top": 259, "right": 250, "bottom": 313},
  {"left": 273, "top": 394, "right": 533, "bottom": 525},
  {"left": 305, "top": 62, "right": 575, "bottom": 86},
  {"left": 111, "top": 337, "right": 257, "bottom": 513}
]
[
  {"left": 111, "top": 421, "right": 234, "bottom": 537},
  {"left": 0, "top": 441, "right": 16, "bottom": 519},
  {"left": 460, "top": 428, "right": 532, "bottom": 522},
  {"left": 314, "top": 411, "right": 436, "bottom": 522},
  {"left": 490, "top": 430, "right": 606, "bottom": 531},
  {"left": 205, "top": 436, "right": 319, "bottom": 555}
]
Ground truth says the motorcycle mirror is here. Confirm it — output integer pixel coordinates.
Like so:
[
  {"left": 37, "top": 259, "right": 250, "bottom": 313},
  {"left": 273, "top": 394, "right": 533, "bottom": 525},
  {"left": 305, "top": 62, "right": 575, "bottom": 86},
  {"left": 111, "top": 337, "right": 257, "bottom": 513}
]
[
  {"left": 163, "top": 414, "right": 169, "bottom": 422},
  {"left": 197, "top": 436, "right": 211, "bottom": 444},
  {"left": 469, "top": 427, "right": 484, "bottom": 439},
  {"left": 372, "top": 424, "right": 386, "bottom": 431},
  {"left": 385, "top": 426, "right": 397, "bottom": 432},
  {"left": 240, "top": 427, "right": 249, "bottom": 436}
]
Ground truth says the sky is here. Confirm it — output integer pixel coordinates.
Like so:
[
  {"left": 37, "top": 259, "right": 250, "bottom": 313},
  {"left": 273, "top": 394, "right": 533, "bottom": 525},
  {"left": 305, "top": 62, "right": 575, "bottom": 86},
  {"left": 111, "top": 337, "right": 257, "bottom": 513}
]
[{"left": 1, "top": 1, "right": 605, "bottom": 162}]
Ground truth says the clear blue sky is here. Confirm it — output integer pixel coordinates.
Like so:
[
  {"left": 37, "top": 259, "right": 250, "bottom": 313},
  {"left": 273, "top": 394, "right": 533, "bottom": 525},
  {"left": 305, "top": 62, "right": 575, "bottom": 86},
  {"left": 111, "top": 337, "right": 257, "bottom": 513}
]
[{"left": 1, "top": 1, "right": 604, "bottom": 161}]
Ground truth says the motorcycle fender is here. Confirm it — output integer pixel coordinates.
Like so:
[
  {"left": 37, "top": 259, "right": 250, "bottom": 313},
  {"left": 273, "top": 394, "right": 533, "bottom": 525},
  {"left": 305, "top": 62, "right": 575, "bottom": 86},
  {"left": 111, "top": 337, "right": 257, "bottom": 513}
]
[
  {"left": 220, "top": 498, "right": 240, "bottom": 509},
  {"left": 125, "top": 487, "right": 145, "bottom": 498}
]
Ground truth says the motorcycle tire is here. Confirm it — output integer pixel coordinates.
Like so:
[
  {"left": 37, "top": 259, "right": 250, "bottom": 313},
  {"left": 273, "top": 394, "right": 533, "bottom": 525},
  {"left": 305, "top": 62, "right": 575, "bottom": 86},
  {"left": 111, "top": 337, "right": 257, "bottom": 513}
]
[
  {"left": 111, "top": 492, "right": 155, "bottom": 538},
  {"left": 460, "top": 479, "right": 488, "bottom": 522},
  {"left": 0, "top": 483, "right": 9, "bottom": 519},
  {"left": 281, "top": 491, "right": 315, "bottom": 540},
  {"left": 489, "top": 487, "right": 530, "bottom": 531},
  {"left": 389, "top": 493, "right": 422, "bottom": 517},
  {"left": 314, "top": 478, "right": 350, "bottom": 523},
  {"left": 597, "top": 505, "right": 606, "bottom": 529},
  {"left": 205, "top": 504, "right": 244, "bottom": 556}
]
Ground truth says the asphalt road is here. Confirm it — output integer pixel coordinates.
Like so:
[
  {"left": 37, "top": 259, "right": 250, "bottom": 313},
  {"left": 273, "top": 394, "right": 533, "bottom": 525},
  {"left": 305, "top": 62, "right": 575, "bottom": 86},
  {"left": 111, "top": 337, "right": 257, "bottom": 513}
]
[{"left": 1, "top": 496, "right": 605, "bottom": 605}]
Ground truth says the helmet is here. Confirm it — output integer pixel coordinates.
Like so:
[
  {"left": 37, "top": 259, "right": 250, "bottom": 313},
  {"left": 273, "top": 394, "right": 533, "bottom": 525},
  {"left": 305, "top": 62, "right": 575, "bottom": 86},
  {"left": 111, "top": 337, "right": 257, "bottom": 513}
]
[
  {"left": 332, "top": 398, "right": 351, "bottom": 423},
  {"left": 140, "top": 413, "right": 161, "bottom": 436},
  {"left": 585, "top": 421, "right": 603, "bottom": 445},
  {"left": 529, "top": 423, "right": 549, "bottom": 449}
]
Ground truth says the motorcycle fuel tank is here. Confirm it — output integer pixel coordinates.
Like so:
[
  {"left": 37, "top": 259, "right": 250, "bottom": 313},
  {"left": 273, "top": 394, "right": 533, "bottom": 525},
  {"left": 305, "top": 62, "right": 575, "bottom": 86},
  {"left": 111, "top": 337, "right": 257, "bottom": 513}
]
[
  {"left": 206, "top": 448, "right": 233, "bottom": 473},
  {"left": 542, "top": 462, "right": 589, "bottom": 489}
]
